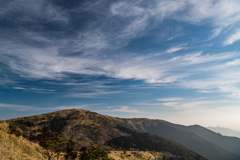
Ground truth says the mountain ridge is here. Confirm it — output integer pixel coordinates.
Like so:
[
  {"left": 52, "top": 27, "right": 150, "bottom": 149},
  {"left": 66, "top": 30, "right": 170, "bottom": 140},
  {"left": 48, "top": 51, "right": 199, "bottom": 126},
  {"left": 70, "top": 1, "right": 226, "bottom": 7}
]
[
  {"left": 208, "top": 126, "right": 240, "bottom": 138},
  {"left": 162, "top": 122, "right": 240, "bottom": 156},
  {"left": 3, "top": 109, "right": 240, "bottom": 160}
]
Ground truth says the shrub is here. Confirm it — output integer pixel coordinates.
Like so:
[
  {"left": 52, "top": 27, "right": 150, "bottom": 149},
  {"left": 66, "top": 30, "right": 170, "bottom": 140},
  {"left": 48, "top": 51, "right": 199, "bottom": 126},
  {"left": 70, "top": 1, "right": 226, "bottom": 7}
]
[{"left": 9, "top": 125, "right": 22, "bottom": 137}]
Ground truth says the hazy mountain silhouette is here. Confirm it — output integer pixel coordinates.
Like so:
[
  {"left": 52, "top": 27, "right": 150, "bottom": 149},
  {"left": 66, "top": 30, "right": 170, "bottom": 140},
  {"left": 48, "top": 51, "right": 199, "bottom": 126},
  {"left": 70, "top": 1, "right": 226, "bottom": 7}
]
[
  {"left": 162, "top": 122, "right": 240, "bottom": 157},
  {"left": 116, "top": 118, "right": 240, "bottom": 160},
  {"left": 208, "top": 126, "right": 240, "bottom": 138}
]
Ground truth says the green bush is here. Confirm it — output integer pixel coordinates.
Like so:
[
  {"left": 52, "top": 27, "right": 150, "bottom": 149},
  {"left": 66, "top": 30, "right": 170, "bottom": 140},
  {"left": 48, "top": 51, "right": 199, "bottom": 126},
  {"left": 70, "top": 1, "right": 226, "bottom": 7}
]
[
  {"left": 9, "top": 125, "right": 22, "bottom": 137},
  {"left": 80, "top": 143, "right": 113, "bottom": 160}
]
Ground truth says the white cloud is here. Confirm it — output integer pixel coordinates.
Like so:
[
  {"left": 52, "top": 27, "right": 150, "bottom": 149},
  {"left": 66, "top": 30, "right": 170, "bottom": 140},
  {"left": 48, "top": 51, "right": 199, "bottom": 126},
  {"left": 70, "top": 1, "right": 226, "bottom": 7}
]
[
  {"left": 133, "top": 102, "right": 161, "bottom": 106},
  {"left": 12, "top": 86, "right": 55, "bottom": 93},
  {"left": 158, "top": 96, "right": 240, "bottom": 110},
  {"left": 0, "top": 103, "right": 32, "bottom": 111},
  {"left": 223, "top": 31, "right": 240, "bottom": 46},
  {"left": 104, "top": 106, "right": 146, "bottom": 113},
  {"left": 0, "top": 0, "right": 69, "bottom": 23},
  {"left": 157, "top": 97, "right": 183, "bottom": 102},
  {"left": 46, "top": 104, "right": 92, "bottom": 111},
  {"left": 162, "top": 100, "right": 214, "bottom": 109},
  {"left": 1, "top": 40, "right": 240, "bottom": 98},
  {"left": 110, "top": 0, "right": 240, "bottom": 41},
  {"left": 110, "top": 2, "right": 144, "bottom": 17},
  {"left": 166, "top": 47, "right": 185, "bottom": 53},
  {"left": 179, "top": 0, "right": 240, "bottom": 26},
  {"left": 0, "top": 78, "right": 14, "bottom": 85},
  {"left": 1, "top": 0, "right": 240, "bottom": 99},
  {"left": 0, "top": 103, "right": 96, "bottom": 112},
  {"left": 64, "top": 91, "right": 122, "bottom": 98},
  {"left": 13, "top": 87, "right": 25, "bottom": 90}
]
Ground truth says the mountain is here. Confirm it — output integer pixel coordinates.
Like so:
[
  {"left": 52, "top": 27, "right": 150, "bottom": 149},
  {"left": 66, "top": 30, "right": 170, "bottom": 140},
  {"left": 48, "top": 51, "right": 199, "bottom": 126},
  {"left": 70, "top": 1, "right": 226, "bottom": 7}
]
[
  {"left": 3, "top": 109, "right": 240, "bottom": 160},
  {"left": 0, "top": 117, "right": 178, "bottom": 160},
  {"left": 208, "top": 126, "right": 240, "bottom": 138},
  {"left": 107, "top": 124, "right": 206, "bottom": 160},
  {"left": 116, "top": 118, "right": 240, "bottom": 160},
  {"left": 162, "top": 122, "right": 240, "bottom": 157}
]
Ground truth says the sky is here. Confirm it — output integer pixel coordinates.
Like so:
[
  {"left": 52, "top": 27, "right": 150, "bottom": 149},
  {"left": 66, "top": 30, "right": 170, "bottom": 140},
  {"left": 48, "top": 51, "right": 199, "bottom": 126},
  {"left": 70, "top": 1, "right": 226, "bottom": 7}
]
[{"left": 0, "top": 0, "right": 240, "bottom": 131}]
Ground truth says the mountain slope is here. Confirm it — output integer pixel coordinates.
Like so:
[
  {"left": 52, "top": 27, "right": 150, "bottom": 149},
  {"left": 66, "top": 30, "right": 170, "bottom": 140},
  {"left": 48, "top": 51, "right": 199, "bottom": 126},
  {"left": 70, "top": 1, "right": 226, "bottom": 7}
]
[
  {"left": 4, "top": 109, "right": 240, "bottom": 160},
  {"left": 0, "top": 122, "right": 46, "bottom": 160},
  {"left": 165, "top": 123, "right": 240, "bottom": 157},
  {"left": 4, "top": 109, "right": 206, "bottom": 159},
  {"left": 107, "top": 124, "right": 206, "bottom": 160},
  {"left": 116, "top": 118, "right": 240, "bottom": 160}
]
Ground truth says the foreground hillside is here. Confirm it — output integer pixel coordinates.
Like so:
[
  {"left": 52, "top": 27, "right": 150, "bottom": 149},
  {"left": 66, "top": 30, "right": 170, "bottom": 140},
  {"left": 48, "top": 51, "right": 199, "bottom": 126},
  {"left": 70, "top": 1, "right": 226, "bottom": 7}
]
[
  {"left": 0, "top": 122, "right": 46, "bottom": 160},
  {"left": 4, "top": 109, "right": 238, "bottom": 160},
  {"left": 1, "top": 122, "right": 177, "bottom": 160},
  {"left": 108, "top": 150, "right": 176, "bottom": 160}
]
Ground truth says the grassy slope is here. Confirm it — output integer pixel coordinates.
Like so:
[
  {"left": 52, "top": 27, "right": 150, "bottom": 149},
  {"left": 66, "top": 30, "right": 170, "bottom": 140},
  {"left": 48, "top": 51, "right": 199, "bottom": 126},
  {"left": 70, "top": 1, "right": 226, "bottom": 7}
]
[
  {"left": 109, "top": 150, "right": 192, "bottom": 160},
  {"left": 0, "top": 122, "right": 47, "bottom": 160},
  {"left": 109, "top": 150, "right": 163, "bottom": 160}
]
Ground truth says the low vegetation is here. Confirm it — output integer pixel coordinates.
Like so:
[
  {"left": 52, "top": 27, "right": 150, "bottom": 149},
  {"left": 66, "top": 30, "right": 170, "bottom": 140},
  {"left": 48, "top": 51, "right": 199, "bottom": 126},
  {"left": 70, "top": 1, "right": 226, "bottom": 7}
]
[{"left": 0, "top": 122, "right": 46, "bottom": 160}]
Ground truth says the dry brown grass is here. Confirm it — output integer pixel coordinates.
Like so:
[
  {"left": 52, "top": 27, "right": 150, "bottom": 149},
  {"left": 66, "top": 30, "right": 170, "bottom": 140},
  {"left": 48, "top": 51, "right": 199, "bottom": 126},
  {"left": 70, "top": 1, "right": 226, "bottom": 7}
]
[
  {"left": 0, "top": 122, "right": 47, "bottom": 160},
  {"left": 108, "top": 150, "right": 163, "bottom": 160}
]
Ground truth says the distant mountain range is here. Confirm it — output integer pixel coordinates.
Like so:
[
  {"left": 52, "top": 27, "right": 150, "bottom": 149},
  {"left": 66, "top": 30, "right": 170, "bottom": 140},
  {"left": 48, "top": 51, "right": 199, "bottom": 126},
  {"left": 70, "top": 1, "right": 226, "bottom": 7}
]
[
  {"left": 208, "top": 126, "right": 240, "bottom": 138},
  {"left": 3, "top": 109, "right": 240, "bottom": 160}
]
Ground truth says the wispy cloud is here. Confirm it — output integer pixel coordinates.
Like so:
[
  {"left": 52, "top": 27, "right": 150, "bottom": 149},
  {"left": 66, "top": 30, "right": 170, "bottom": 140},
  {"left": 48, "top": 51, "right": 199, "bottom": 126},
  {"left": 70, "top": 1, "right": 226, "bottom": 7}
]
[
  {"left": 157, "top": 97, "right": 184, "bottom": 102},
  {"left": 1, "top": 40, "right": 240, "bottom": 98},
  {"left": 0, "top": 78, "right": 15, "bottom": 85},
  {"left": 223, "top": 30, "right": 240, "bottom": 46},
  {"left": 64, "top": 91, "right": 123, "bottom": 98},
  {"left": 0, "top": 0, "right": 69, "bottom": 23},
  {"left": 158, "top": 97, "right": 240, "bottom": 110},
  {"left": 44, "top": 104, "right": 93, "bottom": 111},
  {"left": 1, "top": 0, "right": 240, "bottom": 100},
  {"left": 13, "top": 86, "right": 55, "bottom": 93},
  {"left": 133, "top": 102, "right": 161, "bottom": 106},
  {"left": 0, "top": 103, "right": 32, "bottom": 111},
  {"left": 166, "top": 46, "right": 185, "bottom": 53},
  {"left": 162, "top": 100, "right": 214, "bottom": 110},
  {"left": 102, "top": 106, "right": 146, "bottom": 113},
  {"left": 0, "top": 103, "right": 95, "bottom": 112},
  {"left": 110, "top": 0, "right": 240, "bottom": 41}
]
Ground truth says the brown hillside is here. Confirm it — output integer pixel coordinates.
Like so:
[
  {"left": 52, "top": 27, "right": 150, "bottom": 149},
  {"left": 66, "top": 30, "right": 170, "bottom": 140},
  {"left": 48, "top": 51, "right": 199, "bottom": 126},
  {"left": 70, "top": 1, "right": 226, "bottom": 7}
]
[
  {"left": 6, "top": 109, "right": 128, "bottom": 148},
  {"left": 4, "top": 109, "right": 208, "bottom": 160},
  {"left": 0, "top": 122, "right": 47, "bottom": 160}
]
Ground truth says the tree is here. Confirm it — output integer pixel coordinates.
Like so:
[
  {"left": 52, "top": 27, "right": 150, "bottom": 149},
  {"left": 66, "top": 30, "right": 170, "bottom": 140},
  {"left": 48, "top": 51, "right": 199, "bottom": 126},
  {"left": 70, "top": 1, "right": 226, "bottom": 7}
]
[
  {"left": 79, "top": 143, "right": 112, "bottom": 160},
  {"left": 38, "top": 126, "right": 70, "bottom": 160},
  {"left": 64, "top": 139, "right": 78, "bottom": 160},
  {"left": 38, "top": 126, "right": 55, "bottom": 160},
  {"left": 54, "top": 131, "right": 69, "bottom": 160}
]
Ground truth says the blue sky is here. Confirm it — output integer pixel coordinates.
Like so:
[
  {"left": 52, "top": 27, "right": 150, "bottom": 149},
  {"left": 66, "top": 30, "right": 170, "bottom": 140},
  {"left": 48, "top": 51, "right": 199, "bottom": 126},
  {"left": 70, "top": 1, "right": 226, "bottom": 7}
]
[{"left": 1, "top": 0, "right": 240, "bottom": 131}]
